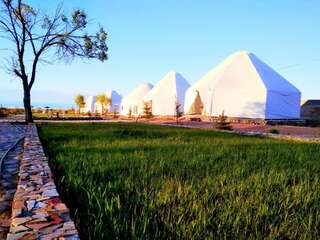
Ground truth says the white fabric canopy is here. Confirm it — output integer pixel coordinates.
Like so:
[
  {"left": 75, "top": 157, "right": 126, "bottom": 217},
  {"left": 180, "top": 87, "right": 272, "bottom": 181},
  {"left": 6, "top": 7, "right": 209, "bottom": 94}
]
[
  {"left": 184, "top": 51, "right": 301, "bottom": 119},
  {"left": 120, "top": 83, "right": 153, "bottom": 115},
  {"left": 144, "top": 71, "right": 190, "bottom": 116}
]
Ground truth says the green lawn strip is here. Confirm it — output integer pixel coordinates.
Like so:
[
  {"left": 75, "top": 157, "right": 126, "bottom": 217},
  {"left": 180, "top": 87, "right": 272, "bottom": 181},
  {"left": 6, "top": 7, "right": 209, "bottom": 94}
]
[{"left": 38, "top": 123, "right": 320, "bottom": 239}]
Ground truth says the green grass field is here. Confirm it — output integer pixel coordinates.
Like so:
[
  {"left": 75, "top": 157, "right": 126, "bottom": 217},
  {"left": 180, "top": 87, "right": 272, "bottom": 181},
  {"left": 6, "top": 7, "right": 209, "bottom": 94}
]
[{"left": 38, "top": 123, "right": 320, "bottom": 240}]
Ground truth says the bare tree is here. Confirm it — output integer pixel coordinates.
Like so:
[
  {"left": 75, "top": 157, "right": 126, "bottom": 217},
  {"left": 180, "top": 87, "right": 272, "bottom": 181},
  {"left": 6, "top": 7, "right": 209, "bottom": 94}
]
[{"left": 0, "top": 0, "right": 108, "bottom": 122}]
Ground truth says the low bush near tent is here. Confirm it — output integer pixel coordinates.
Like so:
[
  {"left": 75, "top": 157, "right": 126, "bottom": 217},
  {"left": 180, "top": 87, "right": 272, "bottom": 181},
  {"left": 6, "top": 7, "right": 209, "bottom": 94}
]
[
  {"left": 0, "top": 108, "right": 7, "bottom": 117},
  {"left": 268, "top": 128, "right": 280, "bottom": 134},
  {"left": 38, "top": 123, "right": 320, "bottom": 240}
]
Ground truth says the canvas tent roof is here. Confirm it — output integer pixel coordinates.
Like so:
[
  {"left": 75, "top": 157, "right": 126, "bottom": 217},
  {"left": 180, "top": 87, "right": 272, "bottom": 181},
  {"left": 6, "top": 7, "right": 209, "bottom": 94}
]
[
  {"left": 121, "top": 83, "right": 153, "bottom": 115},
  {"left": 122, "top": 83, "right": 153, "bottom": 103},
  {"left": 144, "top": 71, "right": 190, "bottom": 116},
  {"left": 184, "top": 51, "right": 301, "bottom": 119}
]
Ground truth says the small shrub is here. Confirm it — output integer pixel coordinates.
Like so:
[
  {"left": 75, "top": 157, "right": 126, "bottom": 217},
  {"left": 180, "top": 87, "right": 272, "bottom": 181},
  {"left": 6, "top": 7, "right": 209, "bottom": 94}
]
[
  {"left": 143, "top": 102, "right": 153, "bottom": 119},
  {"left": 0, "top": 108, "right": 7, "bottom": 117},
  {"left": 216, "top": 110, "right": 233, "bottom": 130},
  {"left": 268, "top": 128, "right": 280, "bottom": 134},
  {"left": 128, "top": 107, "right": 132, "bottom": 118},
  {"left": 175, "top": 101, "right": 182, "bottom": 124},
  {"left": 113, "top": 110, "right": 118, "bottom": 119}
]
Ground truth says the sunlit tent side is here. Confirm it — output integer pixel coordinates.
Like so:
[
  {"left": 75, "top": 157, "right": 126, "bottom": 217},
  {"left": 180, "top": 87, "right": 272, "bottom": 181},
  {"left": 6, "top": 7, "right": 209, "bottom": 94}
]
[
  {"left": 120, "top": 83, "right": 153, "bottom": 116},
  {"left": 81, "top": 96, "right": 96, "bottom": 113},
  {"left": 184, "top": 51, "right": 301, "bottom": 119},
  {"left": 143, "top": 71, "right": 190, "bottom": 116},
  {"left": 94, "top": 90, "right": 122, "bottom": 114}
]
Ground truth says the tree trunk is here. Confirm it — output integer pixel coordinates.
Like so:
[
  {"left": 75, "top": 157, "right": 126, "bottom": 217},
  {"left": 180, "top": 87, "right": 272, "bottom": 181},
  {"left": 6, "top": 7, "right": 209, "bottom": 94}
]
[{"left": 23, "top": 88, "right": 33, "bottom": 123}]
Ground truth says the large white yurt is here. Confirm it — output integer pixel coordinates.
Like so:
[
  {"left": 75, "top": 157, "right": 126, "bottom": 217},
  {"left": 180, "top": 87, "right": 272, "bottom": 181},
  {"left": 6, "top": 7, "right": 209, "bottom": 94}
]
[
  {"left": 120, "top": 83, "right": 153, "bottom": 116},
  {"left": 95, "top": 90, "right": 122, "bottom": 113},
  {"left": 184, "top": 51, "right": 301, "bottom": 119},
  {"left": 143, "top": 71, "right": 190, "bottom": 116},
  {"left": 81, "top": 96, "right": 96, "bottom": 113}
]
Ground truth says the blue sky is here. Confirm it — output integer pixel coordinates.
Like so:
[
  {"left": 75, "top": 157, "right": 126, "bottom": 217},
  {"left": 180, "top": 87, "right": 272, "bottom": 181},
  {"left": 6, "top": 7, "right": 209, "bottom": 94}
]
[{"left": 1, "top": 0, "right": 320, "bottom": 108}]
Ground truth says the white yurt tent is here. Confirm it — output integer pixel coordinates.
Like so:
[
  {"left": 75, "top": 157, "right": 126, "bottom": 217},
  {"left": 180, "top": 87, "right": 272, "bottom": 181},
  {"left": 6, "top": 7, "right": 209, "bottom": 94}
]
[
  {"left": 184, "top": 51, "right": 301, "bottom": 119},
  {"left": 81, "top": 96, "right": 96, "bottom": 113},
  {"left": 143, "top": 71, "right": 190, "bottom": 116},
  {"left": 95, "top": 90, "right": 122, "bottom": 113},
  {"left": 120, "top": 83, "right": 153, "bottom": 116}
]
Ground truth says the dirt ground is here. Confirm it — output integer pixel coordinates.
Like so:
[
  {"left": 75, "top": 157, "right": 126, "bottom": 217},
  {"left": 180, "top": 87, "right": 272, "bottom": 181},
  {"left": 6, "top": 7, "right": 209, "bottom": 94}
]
[
  {"left": 230, "top": 124, "right": 320, "bottom": 137},
  {"left": 145, "top": 117, "right": 320, "bottom": 138}
]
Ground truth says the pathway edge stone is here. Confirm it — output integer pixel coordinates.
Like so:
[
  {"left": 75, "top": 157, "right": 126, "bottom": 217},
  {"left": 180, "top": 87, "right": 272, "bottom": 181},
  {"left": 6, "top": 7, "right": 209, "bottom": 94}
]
[{"left": 7, "top": 124, "right": 79, "bottom": 240}]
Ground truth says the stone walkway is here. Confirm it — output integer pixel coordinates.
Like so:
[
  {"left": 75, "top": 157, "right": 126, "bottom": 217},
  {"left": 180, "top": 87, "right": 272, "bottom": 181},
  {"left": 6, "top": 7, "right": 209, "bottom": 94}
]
[
  {"left": 0, "top": 124, "right": 25, "bottom": 160},
  {"left": 0, "top": 124, "right": 26, "bottom": 239},
  {"left": 0, "top": 140, "right": 23, "bottom": 239},
  {"left": 0, "top": 123, "right": 79, "bottom": 239}
]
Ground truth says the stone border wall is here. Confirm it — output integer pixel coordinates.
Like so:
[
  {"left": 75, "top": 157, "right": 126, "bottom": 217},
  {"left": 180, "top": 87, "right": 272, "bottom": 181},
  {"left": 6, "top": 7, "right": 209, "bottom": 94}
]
[{"left": 7, "top": 125, "right": 79, "bottom": 240}]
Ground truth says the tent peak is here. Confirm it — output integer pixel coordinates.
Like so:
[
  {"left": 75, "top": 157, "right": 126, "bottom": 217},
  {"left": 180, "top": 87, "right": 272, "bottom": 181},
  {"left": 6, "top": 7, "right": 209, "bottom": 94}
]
[
  {"left": 232, "top": 50, "right": 253, "bottom": 57},
  {"left": 141, "top": 82, "right": 153, "bottom": 88},
  {"left": 105, "top": 89, "right": 122, "bottom": 97},
  {"left": 166, "top": 70, "right": 179, "bottom": 76}
]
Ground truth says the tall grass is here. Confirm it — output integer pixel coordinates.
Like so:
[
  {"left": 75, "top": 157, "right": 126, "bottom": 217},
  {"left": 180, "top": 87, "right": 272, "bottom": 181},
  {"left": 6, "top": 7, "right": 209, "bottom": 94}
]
[{"left": 38, "top": 123, "right": 320, "bottom": 239}]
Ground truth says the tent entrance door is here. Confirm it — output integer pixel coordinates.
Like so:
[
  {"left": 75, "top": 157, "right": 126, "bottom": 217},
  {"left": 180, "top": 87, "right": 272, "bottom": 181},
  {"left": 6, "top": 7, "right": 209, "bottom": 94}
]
[{"left": 188, "top": 91, "right": 203, "bottom": 115}]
